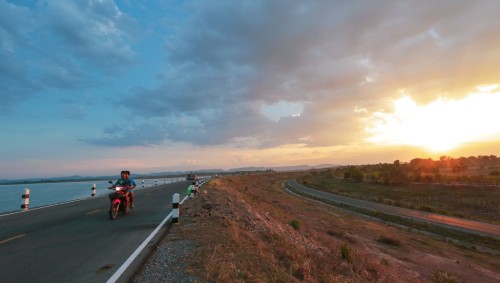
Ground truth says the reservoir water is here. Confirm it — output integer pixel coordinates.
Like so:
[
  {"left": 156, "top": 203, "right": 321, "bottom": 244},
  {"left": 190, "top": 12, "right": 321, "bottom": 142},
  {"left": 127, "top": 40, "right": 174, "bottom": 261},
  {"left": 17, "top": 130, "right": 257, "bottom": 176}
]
[{"left": 0, "top": 177, "right": 184, "bottom": 214}]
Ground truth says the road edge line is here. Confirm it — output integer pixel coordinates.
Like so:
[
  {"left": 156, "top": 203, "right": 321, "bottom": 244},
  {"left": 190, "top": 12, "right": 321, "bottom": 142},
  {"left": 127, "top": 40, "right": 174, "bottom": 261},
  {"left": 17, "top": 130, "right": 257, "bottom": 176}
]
[
  {"left": 107, "top": 194, "right": 189, "bottom": 283},
  {"left": 106, "top": 212, "right": 172, "bottom": 283}
]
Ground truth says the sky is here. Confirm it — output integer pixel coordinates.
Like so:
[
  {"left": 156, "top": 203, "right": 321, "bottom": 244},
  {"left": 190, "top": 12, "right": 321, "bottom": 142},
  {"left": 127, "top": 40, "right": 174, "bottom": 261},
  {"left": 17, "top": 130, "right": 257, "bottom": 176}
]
[{"left": 1, "top": 0, "right": 500, "bottom": 179}]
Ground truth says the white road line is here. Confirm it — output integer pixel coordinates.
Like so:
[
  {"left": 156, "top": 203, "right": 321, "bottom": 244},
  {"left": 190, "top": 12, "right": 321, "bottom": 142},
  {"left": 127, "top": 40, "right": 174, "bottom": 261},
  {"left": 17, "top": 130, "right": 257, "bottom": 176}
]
[
  {"left": 107, "top": 194, "right": 189, "bottom": 283},
  {"left": 0, "top": 233, "right": 26, "bottom": 244},
  {"left": 86, "top": 209, "right": 100, "bottom": 215},
  {"left": 0, "top": 195, "right": 107, "bottom": 217}
]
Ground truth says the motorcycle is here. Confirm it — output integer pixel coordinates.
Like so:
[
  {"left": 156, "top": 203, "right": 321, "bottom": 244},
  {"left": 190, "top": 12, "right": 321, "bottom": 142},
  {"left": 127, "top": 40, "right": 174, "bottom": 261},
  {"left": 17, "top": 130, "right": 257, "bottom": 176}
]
[{"left": 108, "top": 181, "right": 133, "bottom": 220}]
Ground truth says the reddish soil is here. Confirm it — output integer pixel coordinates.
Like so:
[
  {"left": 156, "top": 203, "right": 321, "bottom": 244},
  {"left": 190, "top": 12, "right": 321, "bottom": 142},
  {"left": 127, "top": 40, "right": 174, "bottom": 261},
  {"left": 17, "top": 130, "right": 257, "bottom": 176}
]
[{"left": 163, "top": 173, "right": 500, "bottom": 282}]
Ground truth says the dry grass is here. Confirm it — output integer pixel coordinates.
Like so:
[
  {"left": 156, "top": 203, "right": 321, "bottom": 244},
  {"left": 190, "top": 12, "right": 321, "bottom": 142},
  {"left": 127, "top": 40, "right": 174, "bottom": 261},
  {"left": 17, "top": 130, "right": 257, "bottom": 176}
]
[
  {"left": 299, "top": 175, "right": 500, "bottom": 224},
  {"left": 170, "top": 172, "right": 500, "bottom": 282}
]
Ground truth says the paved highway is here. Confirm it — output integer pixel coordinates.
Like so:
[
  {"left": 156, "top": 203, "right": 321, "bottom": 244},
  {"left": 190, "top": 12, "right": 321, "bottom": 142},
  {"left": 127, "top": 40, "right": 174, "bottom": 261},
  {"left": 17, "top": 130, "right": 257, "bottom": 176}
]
[
  {"left": 286, "top": 179, "right": 500, "bottom": 239},
  {"left": 0, "top": 180, "right": 193, "bottom": 283}
]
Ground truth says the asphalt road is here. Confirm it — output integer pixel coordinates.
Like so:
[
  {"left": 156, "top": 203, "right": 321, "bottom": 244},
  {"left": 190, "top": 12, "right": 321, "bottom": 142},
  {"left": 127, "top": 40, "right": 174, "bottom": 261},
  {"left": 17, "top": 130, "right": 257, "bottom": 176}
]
[
  {"left": 0, "top": 180, "right": 194, "bottom": 283},
  {"left": 286, "top": 179, "right": 500, "bottom": 239}
]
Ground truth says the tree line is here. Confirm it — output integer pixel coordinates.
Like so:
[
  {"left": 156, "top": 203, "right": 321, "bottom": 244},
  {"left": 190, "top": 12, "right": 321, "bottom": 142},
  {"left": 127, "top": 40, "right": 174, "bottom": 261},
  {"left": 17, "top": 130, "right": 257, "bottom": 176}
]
[{"left": 316, "top": 155, "right": 500, "bottom": 185}]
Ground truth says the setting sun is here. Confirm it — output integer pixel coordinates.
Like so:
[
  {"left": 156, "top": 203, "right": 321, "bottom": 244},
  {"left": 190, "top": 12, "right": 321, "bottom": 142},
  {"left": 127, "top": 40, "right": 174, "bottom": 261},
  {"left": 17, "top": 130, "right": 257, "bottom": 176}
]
[{"left": 366, "top": 85, "right": 500, "bottom": 152}]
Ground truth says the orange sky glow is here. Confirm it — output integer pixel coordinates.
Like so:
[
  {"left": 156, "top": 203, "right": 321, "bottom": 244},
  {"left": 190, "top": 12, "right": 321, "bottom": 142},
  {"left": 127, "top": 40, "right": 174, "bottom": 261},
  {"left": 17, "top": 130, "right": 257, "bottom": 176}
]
[
  {"left": 1, "top": 1, "right": 500, "bottom": 178},
  {"left": 365, "top": 85, "right": 500, "bottom": 153}
]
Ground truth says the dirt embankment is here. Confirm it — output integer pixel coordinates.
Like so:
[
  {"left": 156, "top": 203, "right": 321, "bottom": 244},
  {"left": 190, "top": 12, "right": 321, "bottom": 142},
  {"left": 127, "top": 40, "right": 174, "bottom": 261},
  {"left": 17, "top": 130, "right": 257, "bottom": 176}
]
[{"left": 136, "top": 173, "right": 500, "bottom": 282}]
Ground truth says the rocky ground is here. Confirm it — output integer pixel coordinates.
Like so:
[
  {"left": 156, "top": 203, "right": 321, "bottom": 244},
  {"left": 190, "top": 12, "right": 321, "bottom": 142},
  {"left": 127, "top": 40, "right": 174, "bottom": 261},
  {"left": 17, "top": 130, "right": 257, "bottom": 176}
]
[{"left": 132, "top": 172, "right": 500, "bottom": 282}]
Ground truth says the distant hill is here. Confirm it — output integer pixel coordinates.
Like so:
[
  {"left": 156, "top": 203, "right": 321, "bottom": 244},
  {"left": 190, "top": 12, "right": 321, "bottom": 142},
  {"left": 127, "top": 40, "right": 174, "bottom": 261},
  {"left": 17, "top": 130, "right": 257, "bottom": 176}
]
[
  {"left": 0, "top": 164, "right": 338, "bottom": 185},
  {"left": 228, "top": 164, "right": 337, "bottom": 172},
  {"left": 141, "top": 169, "right": 224, "bottom": 177},
  {"left": 0, "top": 175, "right": 117, "bottom": 185}
]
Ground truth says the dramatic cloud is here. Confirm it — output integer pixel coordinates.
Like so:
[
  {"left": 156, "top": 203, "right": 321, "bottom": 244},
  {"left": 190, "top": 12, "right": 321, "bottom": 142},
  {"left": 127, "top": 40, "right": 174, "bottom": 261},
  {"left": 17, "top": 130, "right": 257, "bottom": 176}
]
[
  {"left": 0, "top": 0, "right": 137, "bottom": 112},
  {"left": 1, "top": 0, "right": 499, "bottom": 178},
  {"left": 108, "top": 0, "right": 500, "bottom": 148}
]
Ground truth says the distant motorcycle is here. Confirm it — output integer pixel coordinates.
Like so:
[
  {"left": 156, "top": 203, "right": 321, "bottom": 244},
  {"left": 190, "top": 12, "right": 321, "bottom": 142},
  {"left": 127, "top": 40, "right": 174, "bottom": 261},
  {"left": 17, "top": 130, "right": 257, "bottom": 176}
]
[{"left": 108, "top": 181, "right": 132, "bottom": 220}]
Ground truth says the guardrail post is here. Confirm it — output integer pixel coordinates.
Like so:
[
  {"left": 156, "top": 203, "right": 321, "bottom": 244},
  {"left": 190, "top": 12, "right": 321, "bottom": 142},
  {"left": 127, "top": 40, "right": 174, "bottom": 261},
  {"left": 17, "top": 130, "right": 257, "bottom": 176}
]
[
  {"left": 91, "top": 184, "right": 96, "bottom": 197},
  {"left": 21, "top": 188, "right": 30, "bottom": 211},
  {"left": 172, "top": 193, "right": 180, "bottom": 223}
]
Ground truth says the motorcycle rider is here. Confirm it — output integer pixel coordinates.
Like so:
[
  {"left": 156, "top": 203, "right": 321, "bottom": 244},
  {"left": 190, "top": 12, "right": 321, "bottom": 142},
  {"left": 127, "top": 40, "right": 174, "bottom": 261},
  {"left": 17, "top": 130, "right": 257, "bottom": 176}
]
[{"left": 110, "top": 170, "right": 137, "bottom": 208}]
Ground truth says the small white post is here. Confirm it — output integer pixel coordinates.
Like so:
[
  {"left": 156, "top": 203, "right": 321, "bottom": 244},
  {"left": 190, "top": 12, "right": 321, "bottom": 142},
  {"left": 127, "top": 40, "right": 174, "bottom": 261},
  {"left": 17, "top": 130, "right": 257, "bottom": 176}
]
[
  {"left": 91, "top": 184, "right": 96, "bottom": 197},
  {"left": 142, "top": 180, "right": 145, "bottom": 188},
  {"left": 155, "top": 179, "right": 158, "bottom": 186},
  {"left": 21, "top": 188, "right": 30, "bottom": 211},
  {"left": 172, "top": 193, "right": 180, "bottom": 223}
]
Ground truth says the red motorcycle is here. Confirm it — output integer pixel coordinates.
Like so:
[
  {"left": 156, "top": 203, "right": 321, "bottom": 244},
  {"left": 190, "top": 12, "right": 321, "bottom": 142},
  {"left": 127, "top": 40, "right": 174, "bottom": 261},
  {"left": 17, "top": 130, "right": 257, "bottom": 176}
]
[{"left": 108, "top": 182, "right": 133, "bottom": 220}]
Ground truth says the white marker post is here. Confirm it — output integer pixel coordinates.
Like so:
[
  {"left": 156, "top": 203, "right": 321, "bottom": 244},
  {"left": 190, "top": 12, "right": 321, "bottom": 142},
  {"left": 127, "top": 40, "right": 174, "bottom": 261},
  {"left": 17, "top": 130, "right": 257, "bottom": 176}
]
[
  {"left": 91, "top": 184, "right": 96, "bottom": 197},
  {"left": 21, "top": 188, "right": 30, "bottom": 211},
  {"left": 172, "top": 193, "right": 180, "bottom": 223},
  {"left": 142, "top": 180, "right": 145, "bottom": 188}
]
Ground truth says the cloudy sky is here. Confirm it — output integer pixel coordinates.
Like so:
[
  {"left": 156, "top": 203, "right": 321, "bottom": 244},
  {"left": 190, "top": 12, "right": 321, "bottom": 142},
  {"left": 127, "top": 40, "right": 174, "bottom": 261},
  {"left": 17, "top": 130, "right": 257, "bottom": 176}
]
[{"left": 1, "top": 0, "right": 499, "bottom": 179}]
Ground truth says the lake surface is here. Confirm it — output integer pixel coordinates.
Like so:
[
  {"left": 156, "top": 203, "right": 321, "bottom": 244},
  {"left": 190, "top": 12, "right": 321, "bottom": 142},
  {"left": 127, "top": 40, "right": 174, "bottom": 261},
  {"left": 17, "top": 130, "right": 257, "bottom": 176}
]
[{"left": 0, "top": 177, "right": 185, "bottom": 214}]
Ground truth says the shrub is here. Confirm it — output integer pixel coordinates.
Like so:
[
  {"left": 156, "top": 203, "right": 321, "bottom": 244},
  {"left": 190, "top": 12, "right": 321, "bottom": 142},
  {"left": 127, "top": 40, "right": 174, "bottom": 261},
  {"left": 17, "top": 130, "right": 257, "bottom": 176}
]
[
  {"left": 340, "top": 243, "right": 353, "bottom": 263},
  {"left": 377, "top": 236, "right": 401, "bottom": 247},
  {"left": 292, "top": 267, "right": 306, "bottom": 280},
  {"left": 288, "top": 219, "right": 300, "bottom": 230},
  {"left": 432, "top": 269, "right": 459, "bottom": 283},
  {"left": 489, "top": 170, "right": 500, "bottom": 176},
  {"left": 419, "top": 205, "right": 435, "bottom": 212}
]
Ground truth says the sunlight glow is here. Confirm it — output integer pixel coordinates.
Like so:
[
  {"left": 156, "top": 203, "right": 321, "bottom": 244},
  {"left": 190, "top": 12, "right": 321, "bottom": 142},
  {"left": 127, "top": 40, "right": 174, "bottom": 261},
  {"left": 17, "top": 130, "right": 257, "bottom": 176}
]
[{"left": 366, "top": 86, "right": 500, "bottom": 152}]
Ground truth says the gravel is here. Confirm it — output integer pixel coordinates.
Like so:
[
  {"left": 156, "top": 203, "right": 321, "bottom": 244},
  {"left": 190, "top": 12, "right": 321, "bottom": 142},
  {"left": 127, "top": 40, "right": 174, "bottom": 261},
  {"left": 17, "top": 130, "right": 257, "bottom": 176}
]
[
  {"left": 132, "top": 190, "right": 211, "bottom": 283},
  {"left": 132, "top": 224, "right": 202, "bottom": 283}
]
